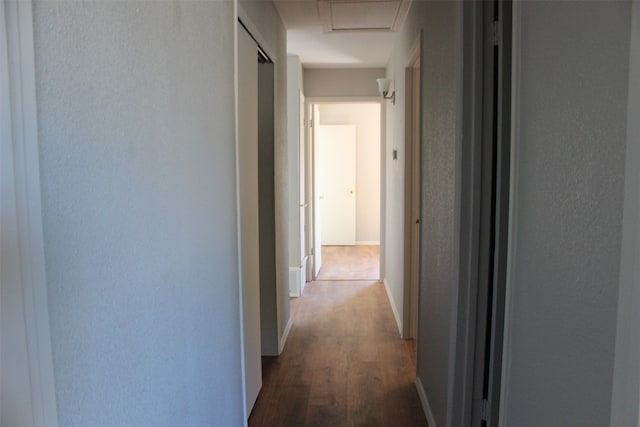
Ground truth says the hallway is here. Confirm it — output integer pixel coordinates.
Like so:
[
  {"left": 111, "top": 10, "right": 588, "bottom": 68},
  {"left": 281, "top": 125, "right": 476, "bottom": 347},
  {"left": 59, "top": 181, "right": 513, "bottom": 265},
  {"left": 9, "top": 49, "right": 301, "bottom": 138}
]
[
  {"left": 317, "top": 245, "right": 380, "bottom": 281},
  {"left": 248, "top": 280, "right": 426, "bottom": 426}
]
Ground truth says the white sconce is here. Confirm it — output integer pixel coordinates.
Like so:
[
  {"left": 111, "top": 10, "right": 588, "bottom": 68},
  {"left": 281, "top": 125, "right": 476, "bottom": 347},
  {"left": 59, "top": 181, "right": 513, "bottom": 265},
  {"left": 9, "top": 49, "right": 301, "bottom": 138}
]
[{"left": 376, "top": 77, "right": 395, "bottom": 104}]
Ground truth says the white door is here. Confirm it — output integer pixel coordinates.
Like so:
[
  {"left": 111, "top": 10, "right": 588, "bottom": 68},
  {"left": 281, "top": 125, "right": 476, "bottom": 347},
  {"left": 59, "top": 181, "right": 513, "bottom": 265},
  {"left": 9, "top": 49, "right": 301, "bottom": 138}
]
[
  {"left": 237, "top": 25, "right": 261, "bottom": 416},
  {"left": 318, "top": 125, "right": 357, "bottom": 246}
]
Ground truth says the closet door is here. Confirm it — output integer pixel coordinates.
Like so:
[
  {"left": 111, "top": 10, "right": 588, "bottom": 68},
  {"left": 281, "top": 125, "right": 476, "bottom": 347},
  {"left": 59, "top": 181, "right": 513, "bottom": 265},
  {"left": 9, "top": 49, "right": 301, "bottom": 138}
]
[{"left": 237, "top": 24, "right": 261, "bottom": 416}]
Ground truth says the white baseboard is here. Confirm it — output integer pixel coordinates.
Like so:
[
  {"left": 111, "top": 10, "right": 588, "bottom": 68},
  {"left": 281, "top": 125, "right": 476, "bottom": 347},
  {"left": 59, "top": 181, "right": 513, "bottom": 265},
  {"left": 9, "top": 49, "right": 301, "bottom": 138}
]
[
  {"left": 300, "top": 257, "right": 307, "bottom": 295},
  {"left": 416, "top": 376, "right": 437, "bottom": 427},
  {"left": 289, "top": 267, "right": 301, "bottom": 297},
  {"left": 356, "top": 240, "right": 380, "bottom": 245},
  {"left": 279, "top": 315, "right": 293, "bottom": 354},
  {"left": 290, "top": 259, "right": 308, "bottom": 297},
  {"left": 383, "top": 278, "right": 403, "bottom": 336}
]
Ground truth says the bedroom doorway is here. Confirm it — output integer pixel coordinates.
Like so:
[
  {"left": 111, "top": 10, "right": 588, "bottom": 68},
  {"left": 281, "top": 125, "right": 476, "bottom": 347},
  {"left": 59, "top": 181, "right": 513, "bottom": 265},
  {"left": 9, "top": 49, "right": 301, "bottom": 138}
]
[{"left": 308, "top": 101, "right": 382, "bottom": 282}]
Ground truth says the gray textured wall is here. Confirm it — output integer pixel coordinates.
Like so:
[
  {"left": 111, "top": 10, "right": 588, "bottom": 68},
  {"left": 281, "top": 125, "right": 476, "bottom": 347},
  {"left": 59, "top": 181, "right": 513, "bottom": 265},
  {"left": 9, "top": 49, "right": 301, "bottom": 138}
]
[
  {"left": 33, "top": 1, "right": 243, "bottom": 425},
  {"left": 503, "top": 2, "right": 631, "bottom": 425},
  {"left": 384, "top": 2, "right": 463, "bottom": 425},
  {"left": 382, "top": 46, "right": 408, "bottom": 337},
  {"left": 611, "top": 3, "right": 640, "bottom": 425},
  {"left": 415, "top": 2, "right": 462, "bottom": 425}
]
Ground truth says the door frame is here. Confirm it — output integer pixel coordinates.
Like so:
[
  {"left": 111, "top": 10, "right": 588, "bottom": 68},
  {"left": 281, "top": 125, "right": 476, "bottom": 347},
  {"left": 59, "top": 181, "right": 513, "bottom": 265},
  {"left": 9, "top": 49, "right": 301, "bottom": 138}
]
[
  {"left": 1, "top": 1, "right": 58, "bottom": 425},
  {"left": 304, "top": 99, "right": 313, "bottom": 281},
  {"left": 298, "top": 89, "right": 308, "bottom": 290},
  {"left": 402, "top": 33, "right": 422, "bottom": 340},
  {"left": 473, "top": 2, "right": 512, "bottom": 425},
  {"left": 452, "top": 1, "right": 513, "bottom": 425},
  {"left": 304, "top": 97, "right": 382, "bottom": 281}
]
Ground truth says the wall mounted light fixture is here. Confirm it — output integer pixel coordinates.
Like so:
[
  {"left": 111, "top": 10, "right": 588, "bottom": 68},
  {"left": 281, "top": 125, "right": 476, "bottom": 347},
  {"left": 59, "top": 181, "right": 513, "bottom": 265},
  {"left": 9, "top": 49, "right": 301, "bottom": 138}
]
[{"left": 376, "top": 77, "right": 395, "bottom": 104}]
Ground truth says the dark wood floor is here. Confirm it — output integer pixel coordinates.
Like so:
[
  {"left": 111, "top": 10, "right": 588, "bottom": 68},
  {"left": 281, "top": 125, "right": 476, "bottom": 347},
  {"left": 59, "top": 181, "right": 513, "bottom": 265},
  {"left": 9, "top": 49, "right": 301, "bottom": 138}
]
[
  {"left": 316, "top": 245, "right": 380, "bottom": 281},
  {"left": 248, "top": 280, "right": 427, "bottom": 426}
]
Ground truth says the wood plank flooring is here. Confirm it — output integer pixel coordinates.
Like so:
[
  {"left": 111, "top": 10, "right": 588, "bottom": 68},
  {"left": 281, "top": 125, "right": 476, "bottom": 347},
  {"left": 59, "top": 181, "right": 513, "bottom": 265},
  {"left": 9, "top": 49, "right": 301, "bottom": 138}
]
[
  {"left": 248, "top": 280, "right": 427, "bottom": 426},
  {"left": 316, "top": 245, "right": 380, "bottom": 281}
]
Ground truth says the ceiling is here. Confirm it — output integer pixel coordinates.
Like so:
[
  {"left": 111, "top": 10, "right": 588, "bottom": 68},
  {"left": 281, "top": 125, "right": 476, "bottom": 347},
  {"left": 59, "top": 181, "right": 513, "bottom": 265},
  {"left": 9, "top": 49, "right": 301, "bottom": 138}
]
[{"left": 273, "top": 0, "right": 411, "bottom": 68}]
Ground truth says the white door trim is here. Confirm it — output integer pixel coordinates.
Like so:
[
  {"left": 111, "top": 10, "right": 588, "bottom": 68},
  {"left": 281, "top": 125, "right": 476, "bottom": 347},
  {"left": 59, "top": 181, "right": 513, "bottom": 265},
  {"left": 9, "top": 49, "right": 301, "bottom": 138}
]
[
  {"left": 1, "top": 1, "right": 58, "bottom": 425},
  {"left": 232, "top": 11, "right": 248, "bottom": 425},
  {"left": 610, "top": 1, "right": 640, "bottom": 425}
]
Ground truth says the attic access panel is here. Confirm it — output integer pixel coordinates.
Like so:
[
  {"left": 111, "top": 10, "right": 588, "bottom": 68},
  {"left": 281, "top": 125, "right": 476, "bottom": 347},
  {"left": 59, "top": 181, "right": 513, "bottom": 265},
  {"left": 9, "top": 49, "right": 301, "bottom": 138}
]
[{"left": 317, "top": 0, "right": 411, "bottom": 33}]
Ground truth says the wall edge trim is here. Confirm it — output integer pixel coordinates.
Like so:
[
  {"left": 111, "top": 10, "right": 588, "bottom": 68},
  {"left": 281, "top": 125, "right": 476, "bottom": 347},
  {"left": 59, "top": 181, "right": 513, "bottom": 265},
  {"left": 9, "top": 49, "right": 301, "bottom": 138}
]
[
  {"left": 499, "top": 1, "right": 522, "bottom": 424},
  {"left": 278, "top": 315, "right": 293, "bottom": 355},
  {"left": 383, "top": 277, "right": 403, "bottom": 337},
  {"left": 2, "top": 1, "right": 59, "bottom": 425},
  {"left": 416, "top": 376, "right": 437, "bottom": 427}
]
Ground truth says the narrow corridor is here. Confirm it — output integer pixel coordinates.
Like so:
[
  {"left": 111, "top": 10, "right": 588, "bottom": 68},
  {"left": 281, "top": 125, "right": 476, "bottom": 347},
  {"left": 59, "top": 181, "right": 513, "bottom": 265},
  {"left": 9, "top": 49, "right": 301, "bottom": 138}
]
[{"left": 248, "top": 279, "right": 426, "bottom": 426}]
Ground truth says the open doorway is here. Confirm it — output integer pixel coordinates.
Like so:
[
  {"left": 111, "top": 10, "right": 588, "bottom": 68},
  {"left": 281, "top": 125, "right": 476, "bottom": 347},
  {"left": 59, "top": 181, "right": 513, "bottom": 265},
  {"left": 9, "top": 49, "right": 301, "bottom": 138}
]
[{"left": 308, "top": 102, "right": 382, "bottom": 282}]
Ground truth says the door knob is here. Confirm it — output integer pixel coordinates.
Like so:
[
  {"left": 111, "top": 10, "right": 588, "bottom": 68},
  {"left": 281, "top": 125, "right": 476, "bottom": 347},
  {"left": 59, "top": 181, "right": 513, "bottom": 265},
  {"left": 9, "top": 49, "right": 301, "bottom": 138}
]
[{"left": 348, "top": 189, "right": 354, "bottom": 194}]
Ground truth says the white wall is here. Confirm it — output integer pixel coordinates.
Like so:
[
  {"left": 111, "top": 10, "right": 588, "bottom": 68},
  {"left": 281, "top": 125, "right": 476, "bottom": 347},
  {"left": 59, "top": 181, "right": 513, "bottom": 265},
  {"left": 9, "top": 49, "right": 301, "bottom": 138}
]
[
  {"left": 32, "top": 1, "right": 244, "bottom": 425},
  {"left": 503, "top": 2, "right": 632, "bottom": 425},
  {"left": 304, "top": 68, "right": 384, "bottom": 98},
  {"left": 318, "top": 103, "right": 381, "bottom": 244}
]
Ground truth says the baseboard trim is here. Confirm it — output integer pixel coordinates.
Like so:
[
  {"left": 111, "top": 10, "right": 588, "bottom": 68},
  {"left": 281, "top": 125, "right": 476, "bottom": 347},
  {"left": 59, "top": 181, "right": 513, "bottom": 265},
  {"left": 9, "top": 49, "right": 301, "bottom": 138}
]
[
  {"left": 356, "top": 240, "right": 380, "bottom": 246},
  {"left": 279, "top": 315, "right": 293, "bottom": 354},
  {"left": 300, "top": 257, "right": 307, "bottom": 295},
  {"left": 416, "top": 376, "right": 437, "bottom": 427},
  {"left": 289, "top": 266, "right": 301, "bottom": 297},
  {"left": 383, "top": 278, "right": 403, "bottom": 336}
]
